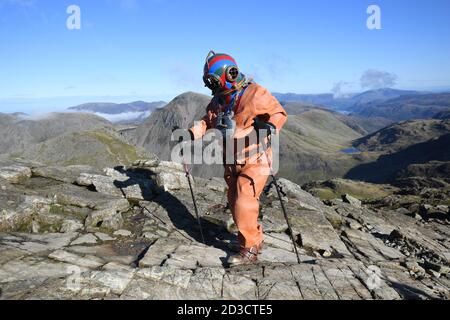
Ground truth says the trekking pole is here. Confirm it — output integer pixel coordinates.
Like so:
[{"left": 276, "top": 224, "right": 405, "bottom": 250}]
[
  {"left": 180, "top": 140, "right": 206, "bottom": 245},
  {"left": 260, "top": 133, "right": 301, "bottom": 264}
]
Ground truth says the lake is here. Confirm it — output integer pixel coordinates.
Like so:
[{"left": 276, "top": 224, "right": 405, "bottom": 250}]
[{"left": 341, "top": 147, "right": 361, "bottom": 154}]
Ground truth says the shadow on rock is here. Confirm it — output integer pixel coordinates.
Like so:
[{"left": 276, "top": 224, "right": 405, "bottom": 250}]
[{"left": 112, "top": 166, "right": 235, "bottom": 266}]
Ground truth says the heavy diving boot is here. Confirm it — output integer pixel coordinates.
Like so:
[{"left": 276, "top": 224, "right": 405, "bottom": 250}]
[
  {"left": 227, "top": 245, "right": 260, "bottom": 266},
  {"left": 228, "top": 241, "right": 264, "bottom": 253}
]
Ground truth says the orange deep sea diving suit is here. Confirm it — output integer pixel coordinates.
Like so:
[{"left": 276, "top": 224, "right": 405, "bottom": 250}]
[{"left": 190, "top": 79, "right": 287, "bottom": 264}]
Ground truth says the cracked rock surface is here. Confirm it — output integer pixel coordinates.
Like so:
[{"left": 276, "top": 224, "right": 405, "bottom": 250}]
[{"left": 1, "top": 159, "right": 449, "bottom": 300}]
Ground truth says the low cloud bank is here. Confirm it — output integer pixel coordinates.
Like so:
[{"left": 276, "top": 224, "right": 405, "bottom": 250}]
[{"left": 91, "top": 110, "right": 152, "bottom": 123}]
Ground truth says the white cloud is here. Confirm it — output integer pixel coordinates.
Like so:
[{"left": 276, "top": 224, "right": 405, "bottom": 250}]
[
  {"left": 360, "top": 69, "right": 398, "bottom": 89},
  {"left": 91, "top": 110, "right": 151, "bottom": 123},
  {"left": 331, "top": 81, "right": 356, "bottom": 98}
]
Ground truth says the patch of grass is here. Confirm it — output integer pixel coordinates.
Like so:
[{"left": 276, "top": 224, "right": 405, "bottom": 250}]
[
  {"left": 49, "top": 204, "right": 89, "bottom": 220},
  {"left": 14, "top": 218, "right": 33, "bottom": 233},
  {"left": 306, "top": 179, "right": 395, "bottom": 201},
  {"left": 311, "top": 188, "right": 337, "bottom": 200},
  {"left": 84, "top": 131, "right": 139, "bottom": 164}
]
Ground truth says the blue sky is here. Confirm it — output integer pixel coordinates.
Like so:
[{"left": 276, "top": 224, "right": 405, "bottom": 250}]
[{"left": 1, "top": 0, "right": 450, "bottom": 113}]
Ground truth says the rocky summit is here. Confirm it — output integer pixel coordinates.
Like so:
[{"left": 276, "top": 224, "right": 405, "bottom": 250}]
[{"left": 1, "top": 156, "right": 449, "bottom": 300}]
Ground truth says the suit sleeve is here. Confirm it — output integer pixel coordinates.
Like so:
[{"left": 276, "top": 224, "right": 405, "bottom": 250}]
[{"left": 252, "top": 86, "right": 288, "bottom": 132}]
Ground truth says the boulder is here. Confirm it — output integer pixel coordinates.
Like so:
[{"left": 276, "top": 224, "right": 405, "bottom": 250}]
[
  {"left": 70, "top": 233, "right": 98, "bottom": 245},
  {"left": 77, "top": 169, "right": 154, "bottom": 201},
  {"left": 76, "top": 173, "right": 124, "bottom": 197},
  {"left": 0, "top": 165, "right": 32, "bottom": 184},
  {"left": 155, "top": 171, "right": 189, "bottom": 191},
  {"left": 342, "top": 194, "right": 362, "bottom": 207},
  {"left": 113, "top": 229, "right": 133, "bottom": 237},
  {"left": 265, "top": 178, "right": 324, "bottom": 211},
  {"left": 84, "top": 198, "right": 130, "bottom": 231},
  {"left": 132, "top": 157, "right": 160, "bottom": 168},
  {"left": 32, "top": 165, "right": 100, "bottom": 183},
  {"left": 0, "top": 195, "right": 52, "bottom": 232},
  {"left": 60, "top": 219, "right": 84, "bottom": 233}
]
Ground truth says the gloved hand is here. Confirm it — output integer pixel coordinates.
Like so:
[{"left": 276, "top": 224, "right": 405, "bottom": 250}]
[{"left": 253, "top": 117, "right": 277, "bottom": 136}]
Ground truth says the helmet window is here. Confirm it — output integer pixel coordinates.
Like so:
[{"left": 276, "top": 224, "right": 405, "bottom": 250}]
[
  {"left": 203, "top": 74, "right": 221, "bottom": 91},
  {"left": 226, "top": 66, "right": 239, "bottom": 82}
]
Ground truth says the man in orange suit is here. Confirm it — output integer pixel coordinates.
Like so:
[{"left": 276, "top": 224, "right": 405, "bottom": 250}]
[{"left": 189, "top": 51, "right": 287, "bottom": 265}]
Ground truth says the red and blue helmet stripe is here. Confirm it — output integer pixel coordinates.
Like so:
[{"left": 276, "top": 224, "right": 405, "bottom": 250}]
[
  {"left": 205, "top": 54, "right": 237, "bottom": 75},
  {"left": 203, "top": 52, "right": 239, "bottom": 91}
]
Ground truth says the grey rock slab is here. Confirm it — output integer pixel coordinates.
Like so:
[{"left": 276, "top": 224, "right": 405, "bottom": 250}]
[
  {"left": 186, "top": 267, "right": 225, "bottom": 300},
  {"left": 383, "top": 212, "right": 450, "bottom": 263},
  {"left": 0, "top": 195, "right": 51, "bottom": 232},
  {"left": 48, "top": 249, "right": 105, "bottom": 269},
  {"left": 139, "top": 201, "right": 176, "bottom": 230},
  {"left": 347, "top": 263, "right": 402, "bottom": 300},
  {"left": 0, "top": 276, "right": 53, "bottom": 299},
  {"left": 0, "top": 244, "right": 29, "bottom": 264},
  {"left": 334, "top": 263, "right": 373, "bottom": 300},
  {"left": 120, "top": 277, "right": 190, "bottom": 300},
  {"left": 258, "top": 279, "right": 303, "bottom": 300},
  {"left": 76, "top": 173, "right": 124, "bottom": 198},
  {"left": 113, "top": 229, "right": 132, "bottom": 237},
  {"left": 138, "top": 238, "right": 181, "bottom": 268},
  {"left": 321, "top": 266, "right": 364, "bottom": 300},
  {"left": 290, "top": 209, "right": 351, "bottom": 257},
  {"left": 343, "top": 229, "right": 404, "bottom": 262},
  {"left": 264, "top": 232, "right": 296, "bottom": 252},
  {"left": 95, "top": 232, "right": 115, "bottom": 241},
  {"left": 263, "top": 265, "right": 297, "bottom": 282},
  {"left": 60, "top": 219, "right": 84, "bottom": 233},
  {"left": 342, "top": 194, "right": 362, "bottom": 207},
  {"left": 137, "top": 265, "right": 193, "bottom": 289},
  {"left": 32, "top": 165, "right": 100, "bottom": 184},
  {"left": 0, "top": 256, "right": 84, "bottom": 283},
  {"left": 164, "top": 244, "right": 227, "bottom": 269},
  {"left": 378, "top": 262, "right": 448, "bottom": 299},
  {"left": 70, "top": 233, "right": 98, "bottom": 246},
  {"left": 132, "top": 158, "right": 160, "bottom": 168},
  {"left": 153, "top": 161, "right": 184, "bottom": 173},
  {"left": 309, "top": 264, "right": 341, "bottom": 300},
  {"left": 155, "top": 170, "right": 189, "bottom": 192},
  {"left": 118, "top": 278, "right": 154, "bottom": 299},
  {"left": 291, "top": 264, "right": 330, "bottom": 300},
  {"left": 0, "top": 165, "right": 31, "bottom": 184},
  {"left": 88, "top": 262, "right": 136, "bottom": 295},
  {"left": 67, "top": 243, "right": 136, "bottom": 265},
  {"left": 84, "top": 199, "right": 129, "bottom": 231},
  {"left": 44, "top": 183, "right": 109, "bottom": 209},
  {"left": 222, "top": 274, "right": 258, "bottom": 300},
  {"left": 5, "top": 232, "right": 78, "bottom": 254},
  {"left": 103, "top": 167, "right": 155, "bottom": 201},
  {"left": 266, "top": 178, "right": 325, "bottom": 211},
  {"left": 259, "top": 246, "right": 308, "bottom": 264}
]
